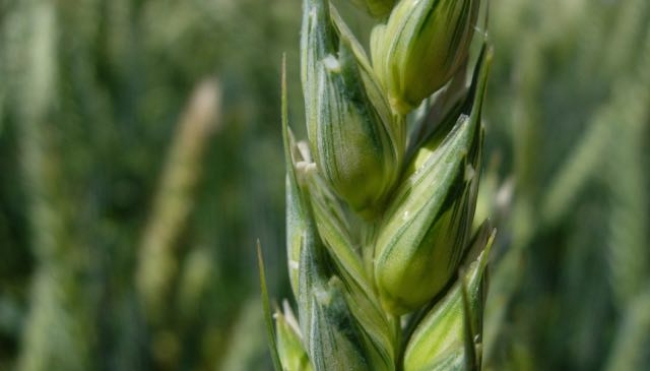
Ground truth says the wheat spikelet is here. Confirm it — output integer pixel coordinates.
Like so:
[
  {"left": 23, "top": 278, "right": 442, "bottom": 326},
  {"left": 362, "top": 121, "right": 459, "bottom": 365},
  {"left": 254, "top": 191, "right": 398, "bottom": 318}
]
[{"left": 263, "top": 1, "right": 495, "bottom": 370}]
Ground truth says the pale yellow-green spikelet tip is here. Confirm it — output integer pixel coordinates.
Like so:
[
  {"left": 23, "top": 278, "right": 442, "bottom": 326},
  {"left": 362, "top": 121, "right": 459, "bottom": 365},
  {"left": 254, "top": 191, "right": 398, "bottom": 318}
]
[
  {"left": 403, "top": 228, "right": 493, "bottom": 371},
  {"left": 373, "top": 113, "right": 480, "bottom": 315},
  {"left": 276, "top": 302, "right": 313, "bottom": 371},
  {"left": 371, "top": 0, "right": 481, "bottom": 115}
]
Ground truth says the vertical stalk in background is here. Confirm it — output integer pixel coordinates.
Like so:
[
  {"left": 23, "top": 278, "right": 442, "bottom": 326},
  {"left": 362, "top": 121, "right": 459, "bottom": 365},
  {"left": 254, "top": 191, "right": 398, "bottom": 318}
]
[
  {"left": 604, "top": 27, "right": 650, "bottom": 311},
  {"left": 509, "top": 34, "right": 542, "bottom": 250},
  {"left": 215, "top": 298, "right": 268, "bottom": 371},
  {"left": 11, "top": 2, "right": 91, "bottom": 371},
  {"left": 135, "top": 79, "right": 221, "bottom": 367}
]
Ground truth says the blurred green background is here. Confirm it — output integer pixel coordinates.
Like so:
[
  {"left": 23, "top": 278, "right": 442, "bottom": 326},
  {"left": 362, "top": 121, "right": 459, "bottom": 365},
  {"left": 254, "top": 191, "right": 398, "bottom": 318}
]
[{"left": 0, "top": 0, "right": 648, "bottom": 370}]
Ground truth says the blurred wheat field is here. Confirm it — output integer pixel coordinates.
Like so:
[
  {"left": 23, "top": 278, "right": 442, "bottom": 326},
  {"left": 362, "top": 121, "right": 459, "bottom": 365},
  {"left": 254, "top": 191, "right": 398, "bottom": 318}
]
[{"left": 0, "top": 0, "right": 648, "bottom": 371}]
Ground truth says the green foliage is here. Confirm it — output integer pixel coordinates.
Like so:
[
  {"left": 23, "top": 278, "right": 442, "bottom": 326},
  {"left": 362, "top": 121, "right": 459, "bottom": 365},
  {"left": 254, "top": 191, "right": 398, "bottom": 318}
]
[
  {"left": 483, "top": 0, "right": 650, "bottom": 370},
  {"left": 0, "top": 0, "right": 300, "bottom": 370},
  {"left": 0, "top": 0, "right": 648, "bottom": 370}
]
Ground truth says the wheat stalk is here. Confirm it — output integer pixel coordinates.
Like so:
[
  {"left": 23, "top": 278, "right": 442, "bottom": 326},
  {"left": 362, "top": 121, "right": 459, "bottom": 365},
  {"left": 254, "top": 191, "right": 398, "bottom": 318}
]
[{"left": 265, "top": 0, "right": 494, "bottom": 370}]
